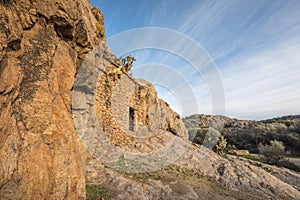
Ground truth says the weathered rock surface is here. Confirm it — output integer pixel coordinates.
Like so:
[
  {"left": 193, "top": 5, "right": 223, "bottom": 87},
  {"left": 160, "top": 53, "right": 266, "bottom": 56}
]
[
  {"left": 0, "top": 0, "right": 105, "bottom": 199},
  {"left": 86, "top": 157, "right": 253, "bottom": 200},
  {"left": 86, "top": 133, "right": 300, "bottom": 199},
  {"left": 176, "top": 143, "right": 300, "bottom": 200}
]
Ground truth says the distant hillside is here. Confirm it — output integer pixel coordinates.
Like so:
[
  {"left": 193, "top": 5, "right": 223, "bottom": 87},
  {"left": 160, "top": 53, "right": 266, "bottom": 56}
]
[{"left": 183, "top": 114, "right": 300, "bottom": 155}]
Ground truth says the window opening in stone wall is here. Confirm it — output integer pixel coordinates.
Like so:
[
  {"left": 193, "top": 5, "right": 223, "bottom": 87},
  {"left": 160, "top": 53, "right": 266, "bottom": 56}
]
[{"left": 129, "top": 107, "right": 135, "bottom": 131}]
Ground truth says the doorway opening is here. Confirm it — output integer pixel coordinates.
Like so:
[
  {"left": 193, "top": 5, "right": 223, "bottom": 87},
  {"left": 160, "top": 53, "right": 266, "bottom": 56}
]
[{"left": 129, "top": 107, "right": 135, "bottom": 131}]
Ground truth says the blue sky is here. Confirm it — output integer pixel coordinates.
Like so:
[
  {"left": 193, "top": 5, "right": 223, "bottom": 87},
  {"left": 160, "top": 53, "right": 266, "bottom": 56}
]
[{"left": 90, "top": 0, "right": 300, "bottom": 120}]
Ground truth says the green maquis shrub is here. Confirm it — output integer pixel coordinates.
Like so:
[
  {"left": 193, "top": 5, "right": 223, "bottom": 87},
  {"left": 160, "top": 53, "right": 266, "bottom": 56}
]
[
  {"left": 119, "top": 55, "right": 136, "bottom": 73},
  {"left": 258, "top": 140, "right": 286, "bottom": 164},
  {"left": 113, "top": 55, "right": 136, "bottom": 76},
  {"left": 192, "top": 128, "right": 227, "bottom": 155},
  {"left": 213, "top": 135, "right": 227, "bottom": 155}
]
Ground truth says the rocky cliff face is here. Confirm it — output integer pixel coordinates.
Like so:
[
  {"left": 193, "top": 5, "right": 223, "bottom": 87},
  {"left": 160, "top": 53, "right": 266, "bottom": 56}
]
[
  {"left": 0, "top": 0, "right": 104, "bottom": 199},
  {"left": 0, "top": 0, "right": 188, "bottom": 198}
]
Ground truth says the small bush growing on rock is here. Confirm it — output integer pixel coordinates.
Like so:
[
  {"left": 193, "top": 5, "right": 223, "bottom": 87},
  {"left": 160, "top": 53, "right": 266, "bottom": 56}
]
[
  {"left": 113, "top": 66, "right": 124, "bottom": 75},
  {"left": 213, "top": 135, "right": 227, "bottom": 155},
  {"left": 113, "top": 55, "right": 136, "bottom": 77},
  {"left": 119, "top": 55, "right": 136, "bottom": 73},
  {"left": 258, "top": 140, "right": 286, "bottom": 164}
]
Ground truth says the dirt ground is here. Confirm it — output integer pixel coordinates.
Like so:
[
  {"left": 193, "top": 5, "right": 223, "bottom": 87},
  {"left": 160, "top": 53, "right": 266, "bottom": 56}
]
[{"left": 287, "top": 158, "right": 300, "bottom": 167}]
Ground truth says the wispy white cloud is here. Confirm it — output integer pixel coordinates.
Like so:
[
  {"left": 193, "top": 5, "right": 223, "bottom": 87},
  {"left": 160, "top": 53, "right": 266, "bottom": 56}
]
[
  {"left": 148, "top": 0, "right": 300, "bottom": 119},
  {"left": 220, "top": 38, "right": 300, "bottom": 119},
  {"left": 95, "top": 0, "right": 300, "bottom": 119}
]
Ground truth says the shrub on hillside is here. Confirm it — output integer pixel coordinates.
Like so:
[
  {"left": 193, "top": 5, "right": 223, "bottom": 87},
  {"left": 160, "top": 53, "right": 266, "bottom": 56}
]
[
  {"left": 258, "top": 140, "right": 285, "bottom": 164},
  {"left": 213, "top": 135, "right": 227, "bottom": 155},
  {"left": 190, "top": 128, "right": 208, "bottom": 144},
  {"left": 191, "top": 128, "right": 227, "bottom": 155}
]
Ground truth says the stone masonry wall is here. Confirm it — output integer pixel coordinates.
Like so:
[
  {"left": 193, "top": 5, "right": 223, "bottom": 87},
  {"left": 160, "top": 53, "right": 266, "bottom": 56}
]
[{"left": 95, "top": 63, "right": 189, "bottom": 150}]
